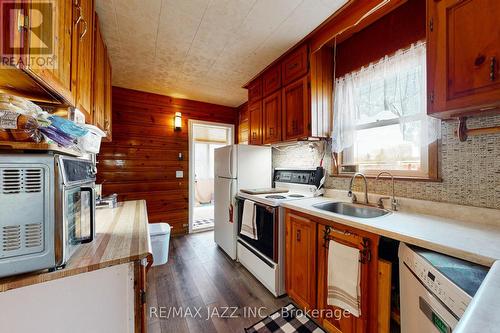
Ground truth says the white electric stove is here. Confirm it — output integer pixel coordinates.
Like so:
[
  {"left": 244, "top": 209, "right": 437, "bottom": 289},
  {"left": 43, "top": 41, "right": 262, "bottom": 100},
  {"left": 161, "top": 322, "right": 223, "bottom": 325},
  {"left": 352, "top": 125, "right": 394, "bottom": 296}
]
[{"left": 235, "top": 167, "right": 324, "bottom": 297}]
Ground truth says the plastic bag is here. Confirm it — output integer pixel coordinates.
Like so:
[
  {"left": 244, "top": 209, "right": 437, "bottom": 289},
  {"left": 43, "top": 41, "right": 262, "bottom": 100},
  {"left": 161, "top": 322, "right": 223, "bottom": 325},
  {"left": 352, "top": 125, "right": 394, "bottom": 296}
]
[
  {"left": 0, "top": 110, "right": 43, "bottom": 142},
  {"left": 48, "top": 115, "right": 88, "bottom": 138},
  {"left": 39, "top": 125, "right": 76, "bottom": 148},
  {"left": 0, "top": 93, "right": 42, "bottom": 117}
]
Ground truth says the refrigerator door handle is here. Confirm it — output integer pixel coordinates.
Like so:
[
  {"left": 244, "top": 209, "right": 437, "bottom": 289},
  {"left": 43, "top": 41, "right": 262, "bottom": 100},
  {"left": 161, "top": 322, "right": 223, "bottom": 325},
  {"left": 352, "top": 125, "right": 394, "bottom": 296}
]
[
  {"left": 229, "top": 204, "right": 234, "bottom": 223},
  {"left": 228, "top": 146, "right": 233, "bottom": 178}
]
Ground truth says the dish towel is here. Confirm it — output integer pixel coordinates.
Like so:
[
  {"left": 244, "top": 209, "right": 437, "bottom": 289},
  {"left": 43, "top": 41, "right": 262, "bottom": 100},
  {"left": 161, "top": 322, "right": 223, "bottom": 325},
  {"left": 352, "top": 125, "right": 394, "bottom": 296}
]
[
  {"left": 327, "top": 240, "right": 361, "bottom": 317},
  {"left": 240, "top": 200, "right": 258, "bottom": 240}
]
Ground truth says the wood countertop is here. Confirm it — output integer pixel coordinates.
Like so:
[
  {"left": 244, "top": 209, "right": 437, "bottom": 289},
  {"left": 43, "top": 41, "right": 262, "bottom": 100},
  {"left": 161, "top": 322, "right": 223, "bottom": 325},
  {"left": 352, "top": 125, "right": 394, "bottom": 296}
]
[{"left": 0, "top": 200, "right": 152, "bottom": 292}]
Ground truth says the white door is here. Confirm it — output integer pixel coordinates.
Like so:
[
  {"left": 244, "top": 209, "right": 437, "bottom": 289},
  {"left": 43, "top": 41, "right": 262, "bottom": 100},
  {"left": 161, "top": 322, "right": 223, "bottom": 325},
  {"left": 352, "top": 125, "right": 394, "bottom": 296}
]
[
  {"left": 214, "top": 177, "right": 237, "bottom": 259},
  {"left": 214, "top": 145, "right": 235, "bottom": 179}
]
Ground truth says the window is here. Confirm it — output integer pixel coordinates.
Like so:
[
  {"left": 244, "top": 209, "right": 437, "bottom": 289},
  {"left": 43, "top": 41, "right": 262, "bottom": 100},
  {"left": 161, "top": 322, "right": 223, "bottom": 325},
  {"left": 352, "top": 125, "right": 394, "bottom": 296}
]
[{"left": 332, "top": 42, "right": 440, "bottom": 178}]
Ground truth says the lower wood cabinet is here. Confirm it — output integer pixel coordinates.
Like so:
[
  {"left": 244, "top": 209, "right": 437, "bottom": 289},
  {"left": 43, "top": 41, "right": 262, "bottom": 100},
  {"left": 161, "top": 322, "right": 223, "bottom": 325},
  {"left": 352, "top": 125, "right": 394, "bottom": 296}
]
[
  {"left": 285, "top": 211, "right": 317, "bottom": 309},
  {"left": 285, "top": 209, "right": 380, "bottom": 333},
  {"left": 317, "top": 223, "right": 380, "bottom": 333}
]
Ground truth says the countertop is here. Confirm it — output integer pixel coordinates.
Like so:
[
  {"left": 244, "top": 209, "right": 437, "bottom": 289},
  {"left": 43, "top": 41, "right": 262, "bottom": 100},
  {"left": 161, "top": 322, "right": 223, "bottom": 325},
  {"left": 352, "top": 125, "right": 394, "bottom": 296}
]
[
  {"left": 281, "top": 196, "right": 500, "bottom": 333},
  {"left": 0, "top": 200, "right": 152, "bottom": 292},
  {"left": 282, "top": 197, "right": 500, "bottom": 266}
]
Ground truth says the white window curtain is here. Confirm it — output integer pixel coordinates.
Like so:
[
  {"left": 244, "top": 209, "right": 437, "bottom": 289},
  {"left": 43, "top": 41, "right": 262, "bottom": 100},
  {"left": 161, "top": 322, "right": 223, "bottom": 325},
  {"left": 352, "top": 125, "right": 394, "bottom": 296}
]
[{"left": 331, "top": 42, "right": 441, "bottom": 154}]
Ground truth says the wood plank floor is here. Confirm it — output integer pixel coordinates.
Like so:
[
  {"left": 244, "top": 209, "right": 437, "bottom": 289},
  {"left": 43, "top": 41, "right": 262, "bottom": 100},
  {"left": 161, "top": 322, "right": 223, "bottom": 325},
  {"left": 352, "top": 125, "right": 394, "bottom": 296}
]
[{"left": 147, "top": 231, "right": 291, "bottom": 333}]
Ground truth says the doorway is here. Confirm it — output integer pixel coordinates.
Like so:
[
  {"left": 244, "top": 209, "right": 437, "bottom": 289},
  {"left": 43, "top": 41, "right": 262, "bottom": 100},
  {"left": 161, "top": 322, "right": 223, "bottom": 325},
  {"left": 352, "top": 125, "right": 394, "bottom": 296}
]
[{"left": 188, "top": 120, "right": 234, "bottom": 233}]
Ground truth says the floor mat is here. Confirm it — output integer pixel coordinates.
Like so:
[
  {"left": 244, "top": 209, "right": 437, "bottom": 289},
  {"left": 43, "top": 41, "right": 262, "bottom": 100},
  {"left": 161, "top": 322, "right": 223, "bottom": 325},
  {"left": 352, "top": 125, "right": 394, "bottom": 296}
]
[
  {"left": 245, "top": 303, "right": 326, "bottom": 333},
  {"left": 193, "top": 218, "right": 214, "bottom": 229}
]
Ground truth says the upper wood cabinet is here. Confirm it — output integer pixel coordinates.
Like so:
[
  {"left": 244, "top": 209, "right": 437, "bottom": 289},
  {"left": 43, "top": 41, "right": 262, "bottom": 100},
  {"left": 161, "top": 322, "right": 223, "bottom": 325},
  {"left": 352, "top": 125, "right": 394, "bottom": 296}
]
[
  {"left": 282, "top": 44, "right": 308, "bottom": 86},
  {"left": 241, "top": 43, "right": 331, "bottom": 144},
  {"left": 93, "top": 14, "right": 105, "bottom": 132},
  {"left": 72, "top": 0, "right": 95, "bottom": 119},
  {"left": 282, "top": 76, "right": 310, "bottom": 140},
  {"left": 428, "top": 0, "right": 500, "bottom": 118},
  {"left": 317, "top": 223, "right": 380, "bottom": 333},
  {"left": 248, "top": 101, "right": 263, "bottom": 145},
  {"left": 103, "top": 48, "right": 112, "bottom": 141},
  {"left": 237, "top": 102, "right": 249, "bottom": 144},
  {"left": 24, "top": 0, "right": 74, "bottom": 104},
  {"left": 285, "top": 211, "right": 317, "bottom": 310},
  {"left": 262, "top": 65, "right": 281, "bottom": 96},
  {"left": 262, "top": 90, "right": 282, "bottom": 144},
  {"left": 0, "top": 0, "right": 73, "bottom": 104},
  {"left": 247, "top": 78, "right": 263, "bottom": 103}
]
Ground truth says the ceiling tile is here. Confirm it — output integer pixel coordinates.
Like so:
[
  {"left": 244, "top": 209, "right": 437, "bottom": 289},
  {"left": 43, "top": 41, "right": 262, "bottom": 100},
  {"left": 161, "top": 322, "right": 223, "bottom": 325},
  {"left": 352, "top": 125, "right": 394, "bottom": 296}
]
[{"left": 96, "top": 0, "right": 348, "bottom": 106}]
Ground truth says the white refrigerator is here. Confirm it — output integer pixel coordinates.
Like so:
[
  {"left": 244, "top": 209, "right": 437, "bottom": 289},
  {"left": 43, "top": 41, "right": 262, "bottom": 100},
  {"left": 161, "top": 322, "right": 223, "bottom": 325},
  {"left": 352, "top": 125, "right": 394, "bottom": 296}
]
[{"left": 214, "top": 144, "right": 272, "bottom": 259}]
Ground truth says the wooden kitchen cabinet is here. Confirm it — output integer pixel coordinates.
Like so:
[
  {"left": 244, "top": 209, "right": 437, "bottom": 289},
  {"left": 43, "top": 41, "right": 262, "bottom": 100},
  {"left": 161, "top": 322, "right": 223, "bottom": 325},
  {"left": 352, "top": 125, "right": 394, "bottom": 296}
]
[
  {"left": 428, "top": 0, "right": 500, "bottom": 118},
  {"left": 262, "top": 90, "right": 282, "bottom": 144},
  {"left": 317, "top": 223, "right": 380, "bottom": 333},
  {"left": 72, "top": 0, "right": 95, "bottom": 119},
  {"left": 282, "top": 44, "right": 308, "bottom": 86},
  {"left": 282, "top": 76, "right": 310, "bottom": 140},
  {"left": 262, "top": 65, "right": 281, "bottom": 96},
  {"left": 248, "top": 101, "right": 263, "bottom": 145},
  {"left": 103, "top": 47, "right": 113, "bottom": 141},
  {"left": 92, "top": 14, "right": 105, "bottom": 132},
  {"left": 285, "top": 211, "right": 317, "bottom": 310},
  {"left": 0, "top": 0, "right": 74, "bottom": 104},
  {"left": 25, "top": 0, "right": 74, "bottom": 104},
  {"left": 248, "top": 77, "right": 263, "bottom": 103}
]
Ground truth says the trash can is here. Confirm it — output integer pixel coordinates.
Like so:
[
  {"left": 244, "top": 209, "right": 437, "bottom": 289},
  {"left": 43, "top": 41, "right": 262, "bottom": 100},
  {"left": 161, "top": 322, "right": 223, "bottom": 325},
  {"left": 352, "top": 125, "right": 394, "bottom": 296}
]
[{"left": 149, "top": 223, "right": 171, "bottom": 266}]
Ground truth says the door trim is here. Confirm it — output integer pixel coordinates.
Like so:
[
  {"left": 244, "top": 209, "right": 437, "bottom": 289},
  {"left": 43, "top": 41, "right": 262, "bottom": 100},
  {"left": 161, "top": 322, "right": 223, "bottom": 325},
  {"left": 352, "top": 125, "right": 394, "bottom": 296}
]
[{"left": 188, "top": 120, "right": 235, "bottom": 234}]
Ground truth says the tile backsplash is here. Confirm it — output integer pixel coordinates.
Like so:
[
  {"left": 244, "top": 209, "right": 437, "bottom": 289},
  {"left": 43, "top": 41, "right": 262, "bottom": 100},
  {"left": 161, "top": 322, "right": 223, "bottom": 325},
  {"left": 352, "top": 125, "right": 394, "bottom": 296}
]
[{"left": 273, "top": 115, "right": 500, "bottom": 209}]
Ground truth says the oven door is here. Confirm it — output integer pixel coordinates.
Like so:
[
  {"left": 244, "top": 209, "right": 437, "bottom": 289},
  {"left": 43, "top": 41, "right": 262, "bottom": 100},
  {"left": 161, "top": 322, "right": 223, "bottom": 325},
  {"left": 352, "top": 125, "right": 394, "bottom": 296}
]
[
  {"left": 236, "top": 197, "right": 278, "bottom": 262},
  {"left": 64, "top": 184, "right": 95, "bottom": 258}
]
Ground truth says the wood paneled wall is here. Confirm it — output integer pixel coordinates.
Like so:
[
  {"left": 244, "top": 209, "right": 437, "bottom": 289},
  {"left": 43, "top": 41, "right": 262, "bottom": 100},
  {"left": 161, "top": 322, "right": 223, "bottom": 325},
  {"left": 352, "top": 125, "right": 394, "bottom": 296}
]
[
  {"left": 334, "top": 0, "right": 425, "bottom": 78},
  {"left": 97, "top": 87, "right": 238, "bottom": 235}
]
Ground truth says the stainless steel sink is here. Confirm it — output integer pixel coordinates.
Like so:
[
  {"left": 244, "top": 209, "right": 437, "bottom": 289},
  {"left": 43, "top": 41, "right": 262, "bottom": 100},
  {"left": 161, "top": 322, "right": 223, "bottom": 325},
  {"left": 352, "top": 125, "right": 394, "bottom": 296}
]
[{"left": 313, "top": 202, "right": 390, "bottom": 218}]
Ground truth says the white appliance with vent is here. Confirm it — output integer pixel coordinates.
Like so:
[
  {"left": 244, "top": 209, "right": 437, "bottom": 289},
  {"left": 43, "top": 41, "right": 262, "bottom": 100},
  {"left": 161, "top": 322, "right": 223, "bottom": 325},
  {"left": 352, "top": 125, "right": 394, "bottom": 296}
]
[
  {"left": 399, "top": 242, "right": 488, "bottom": 333},
  {"left": 236, "top": 168, "right": 324, "bottom": 297},
  {"left": 214, "top": 145, "right": 272, "bottom": 260},
  {"left": 0, "top": 154, "right": 96, "bottom": 278}
]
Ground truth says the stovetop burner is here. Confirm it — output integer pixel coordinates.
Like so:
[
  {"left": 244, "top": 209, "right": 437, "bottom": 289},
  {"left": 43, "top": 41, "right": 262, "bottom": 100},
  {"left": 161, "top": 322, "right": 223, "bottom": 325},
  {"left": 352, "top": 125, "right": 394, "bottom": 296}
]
[
  {"left": 265, "top": 195, "right": 287, "bottom": 199},
  {"left": 288, "top": 194, "right": 305, "bottom": 198}
]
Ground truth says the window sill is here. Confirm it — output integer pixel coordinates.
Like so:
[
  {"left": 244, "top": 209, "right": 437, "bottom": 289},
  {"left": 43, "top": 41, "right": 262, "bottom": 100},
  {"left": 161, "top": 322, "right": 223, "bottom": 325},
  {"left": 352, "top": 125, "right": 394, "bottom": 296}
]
[{"left": 331, "top": 173, "right": 442, "bottom": 183}]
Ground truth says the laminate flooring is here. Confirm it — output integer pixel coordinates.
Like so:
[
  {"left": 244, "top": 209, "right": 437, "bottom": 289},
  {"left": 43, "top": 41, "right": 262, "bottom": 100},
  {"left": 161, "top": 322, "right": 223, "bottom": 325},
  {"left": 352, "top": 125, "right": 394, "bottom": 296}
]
[{"left": 147, "top": 231, "right": 290, "bottom": 333}]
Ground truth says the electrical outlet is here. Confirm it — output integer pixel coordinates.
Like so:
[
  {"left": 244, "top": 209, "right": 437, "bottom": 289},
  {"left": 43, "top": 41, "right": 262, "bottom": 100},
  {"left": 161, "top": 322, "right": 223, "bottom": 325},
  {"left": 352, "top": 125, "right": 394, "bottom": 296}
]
[{"left": 176, "top": 170, "right": 184, "bottom": 178}]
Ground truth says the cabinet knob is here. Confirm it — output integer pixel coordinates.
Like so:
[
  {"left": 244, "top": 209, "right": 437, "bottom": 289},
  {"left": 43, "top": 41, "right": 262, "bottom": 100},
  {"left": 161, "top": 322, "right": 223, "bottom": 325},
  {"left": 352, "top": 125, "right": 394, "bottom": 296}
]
[{"left": 296, "top": 230, "right": 301, "bottom": 241}]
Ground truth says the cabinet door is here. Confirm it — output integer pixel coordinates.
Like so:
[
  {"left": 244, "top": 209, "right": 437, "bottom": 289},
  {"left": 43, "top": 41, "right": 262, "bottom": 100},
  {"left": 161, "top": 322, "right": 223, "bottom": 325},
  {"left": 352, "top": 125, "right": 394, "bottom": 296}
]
[
  {"left": 92, "top": 14, "right": 105, "bottom": 131},
  {"left": 282, "top": 76, "right": 310, "bottom": 140},
  {"left": 248, "top": 78, "right": 262, "bottom": 103},
  {"left": 248, "top": 101, "right": 262, "bottom": 145},
  {"left": 428, "top": 0, "right": 500, "bottom": 117},
  {"left": 262, "top": 90, "right": 281, "bottom": 144},
  {"left": 26, "top": 0, "right": 73, "bottom": 104},
  {"left": 317, "top": 224, "right": 379, "bottom": 333},
  {"left": 285, "top": 212, "right": 316, "bottom": 310},
  {"left": 103, "top": 46, "right": 112, "bottom": 141},
  {"left": 263, "top": 65, "right": 281, "bottom": 96},
  {"left": 72, "top": 0, "right": 94, "bottom": 119},
  {"left": 238, "top": 103, "right": 249, "bottom": 144},
  {"left": 282, "top": 44, "right": 308, "bottom": 86}
]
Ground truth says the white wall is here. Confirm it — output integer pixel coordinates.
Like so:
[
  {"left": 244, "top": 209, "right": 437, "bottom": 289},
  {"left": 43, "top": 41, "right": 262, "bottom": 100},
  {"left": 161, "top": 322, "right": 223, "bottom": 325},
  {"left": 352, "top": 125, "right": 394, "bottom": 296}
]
[{"left": 0, "top": 263, "right": 135, "bottom": 333}]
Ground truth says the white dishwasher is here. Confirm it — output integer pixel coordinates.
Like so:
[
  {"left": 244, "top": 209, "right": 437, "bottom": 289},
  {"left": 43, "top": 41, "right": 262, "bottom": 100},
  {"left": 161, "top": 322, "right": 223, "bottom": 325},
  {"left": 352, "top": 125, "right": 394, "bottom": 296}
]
[{"left": 399, "top": 243, "right": 488, "bottom": 333}]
